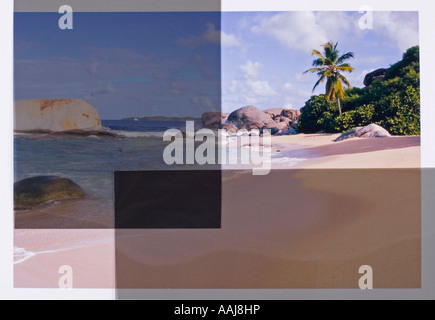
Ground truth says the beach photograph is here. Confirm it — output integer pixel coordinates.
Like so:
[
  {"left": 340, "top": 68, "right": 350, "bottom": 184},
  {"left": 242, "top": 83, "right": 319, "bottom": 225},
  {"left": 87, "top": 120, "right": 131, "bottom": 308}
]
[{"left": 13, "top": 10, "right": 420, "bottom": 289}]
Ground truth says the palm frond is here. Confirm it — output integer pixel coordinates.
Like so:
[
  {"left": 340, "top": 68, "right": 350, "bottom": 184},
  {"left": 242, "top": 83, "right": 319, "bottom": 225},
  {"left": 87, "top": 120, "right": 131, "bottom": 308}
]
[
  {"left": 312, "top": 74, "right": 326, "bottom": 92},
  {"left": 334, "top": 79, "right": 345, "bottom": 99},
  {"left": 338, "top": 73, "right": 352, "bottom": 89},
  {"left": 336, "top": 63, "right": 355, "bottom": 73},
  {"left": 306, "top": 42, "right": 354, "bottom": 108},
  {"left": 312, "top": 58, "right": 325, "bottom": 67},
  {"left": 311, "top": 49, "right": 326, "bottom": 63},
  {"left": 303, "top": 67, "right": 325, "bottom": 74},
  {"left": 336, "top": 52, "right": 354, "bottom": 64},
  {"left": 325, "top": 78, "right": 334, "bottom": 101}
]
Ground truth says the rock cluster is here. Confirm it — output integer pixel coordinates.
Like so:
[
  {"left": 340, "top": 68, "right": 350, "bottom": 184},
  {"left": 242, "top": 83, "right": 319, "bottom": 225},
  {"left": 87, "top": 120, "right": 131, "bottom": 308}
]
[{"left": 201, "top": 106, "right": 301, "bottom": 135}]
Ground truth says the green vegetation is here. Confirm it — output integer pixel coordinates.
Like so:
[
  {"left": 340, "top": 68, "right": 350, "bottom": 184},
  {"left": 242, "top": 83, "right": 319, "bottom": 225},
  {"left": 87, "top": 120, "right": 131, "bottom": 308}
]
[
  {"left": 304, "top": 42, "right": 355, "bottom": 114},
  {"left": 298, "top": 46, "right": 420, "bottom": 135}
]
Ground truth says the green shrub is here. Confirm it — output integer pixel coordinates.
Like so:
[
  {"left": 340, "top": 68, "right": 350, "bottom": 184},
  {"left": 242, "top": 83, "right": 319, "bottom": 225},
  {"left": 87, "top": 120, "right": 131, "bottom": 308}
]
[
  {"left": 335, "top": 104, "right": 375, "bottom": 132},
  {"left": 376, "top": 86, "right": 420, "bottom": 135},
  {"left": 298, "top": 46, "right": 420, "bottom": 136},
  {"left": 297, "top": 95, "right": 339, "bottom": 133}
]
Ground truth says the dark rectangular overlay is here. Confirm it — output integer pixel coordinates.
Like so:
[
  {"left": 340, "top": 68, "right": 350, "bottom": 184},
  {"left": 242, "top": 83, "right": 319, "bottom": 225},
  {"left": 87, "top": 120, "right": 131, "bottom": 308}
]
[{"left": 114, "top": 170, "right": 222, "bottom": 228}]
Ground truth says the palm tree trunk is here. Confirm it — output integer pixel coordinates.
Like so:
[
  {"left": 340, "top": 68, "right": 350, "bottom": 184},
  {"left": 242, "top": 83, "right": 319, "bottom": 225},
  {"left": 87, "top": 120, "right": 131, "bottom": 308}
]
[{"left": 337, "top": 98, "right": 342, "bottom": 115}]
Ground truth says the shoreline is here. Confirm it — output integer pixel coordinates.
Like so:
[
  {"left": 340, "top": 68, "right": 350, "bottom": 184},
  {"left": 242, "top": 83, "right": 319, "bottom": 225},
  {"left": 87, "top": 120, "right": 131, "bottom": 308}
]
[
  {"left": 275, "top": 134, "right": 420, "bottom": 169},
  {"left": 14, "top": 133, "right": 421, "bottom": 288}
]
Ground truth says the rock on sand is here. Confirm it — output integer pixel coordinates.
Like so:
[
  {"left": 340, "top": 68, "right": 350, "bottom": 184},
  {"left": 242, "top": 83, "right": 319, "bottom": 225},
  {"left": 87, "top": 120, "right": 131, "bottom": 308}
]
[
  {"left": 335, "top": 124, "right": 392, "bottom": 142},
  {"left": 226, "top": 105, "right": 273, "bottom": 130}
]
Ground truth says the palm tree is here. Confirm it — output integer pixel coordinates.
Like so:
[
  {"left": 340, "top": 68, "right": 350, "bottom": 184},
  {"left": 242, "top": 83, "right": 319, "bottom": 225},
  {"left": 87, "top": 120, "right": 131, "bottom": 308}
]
[{"left": 304, "top": 42, "right": 355, "bottom": 115}]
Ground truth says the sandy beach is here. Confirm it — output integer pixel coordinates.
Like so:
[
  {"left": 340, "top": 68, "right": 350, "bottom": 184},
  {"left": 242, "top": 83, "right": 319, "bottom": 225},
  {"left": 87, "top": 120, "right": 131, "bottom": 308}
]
[{"left": 14, "top": 134, "right": 421, "bottom": 288}]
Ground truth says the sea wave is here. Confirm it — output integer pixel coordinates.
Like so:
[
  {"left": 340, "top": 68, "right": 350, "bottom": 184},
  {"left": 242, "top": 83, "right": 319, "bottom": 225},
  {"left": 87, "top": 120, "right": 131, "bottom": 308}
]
[
  {"left": 105, "top": 129, "right": 164, "bottom": 138},
  {"left": 14, "top": 246, "right": 36, "bottom": 264},
  {"left": 271, "top": 156, "right": 307, "bottom": 167},
  {"left": 14, "top": 132, "right": 33, "bottom": 136},
  {"left": 14, "top": 132, "right": 49, "bottom": 137},
  {"left": 14, "top": 246, "right": 67, "bottom": 264},
  {"left": 271, "top": 150, "right": 307, "bottom": 168}
]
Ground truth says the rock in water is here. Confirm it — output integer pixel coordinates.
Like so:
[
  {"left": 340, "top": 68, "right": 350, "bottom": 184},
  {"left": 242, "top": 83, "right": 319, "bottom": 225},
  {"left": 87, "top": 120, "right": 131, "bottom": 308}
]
[
  {"left": 226, "top": 105, "right": 273, "bottom": 130},
  {"left": 14, "top": 176, "right": 85, "bottom": 209},
  {"left": 201, "top": 112, "right": 229, "bottom": 129},
  {"left": 335, "top": 124, "right": 391, "bottom": 142},
  {"left": 14, "top": 99, "right": 103, "bottom": 132}
]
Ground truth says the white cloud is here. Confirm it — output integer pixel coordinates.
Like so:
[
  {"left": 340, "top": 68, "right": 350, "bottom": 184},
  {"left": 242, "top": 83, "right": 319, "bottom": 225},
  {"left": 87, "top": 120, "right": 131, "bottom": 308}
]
[
  {"left": 251, "top": 12, "right": 356, "bottom": 53},
  {"left": 239, "top": 61, "right": 276, "bottom": 98},
  {"left": 191, "top": 96, "right": 214, "bottom": 108},
  {"left": 295, "top": 72, "right": 311, "bottom": 84},
  {"left": 374, "top": 12, "right": 419, "bottom": 52},
  {"left": 252, "top": 12, "right": 325, "bottom": 52},
  {"left": 90, "top": 83, "right": 115, "bottom": 96},
  {"left": 347, "top": 69, "right": 376, "bottom": 88},
  {"left": 247, "top": 80, "right": 277, "bottom": 96},
  {"left": 223, "top": 60, "right": 279, "bottom": 108},
  {"left": 202, "top": 22, "right": 220, "bottom": 44},
  {"left": 283, "top": 82, "right": 293, "bottom": 90},
  {"left": 221, "top": 31, "right": 241, "bottom": 47},
  {"left": 229, "top": 80, "right": 239, "bottom": 93},
  {"left": 240, "top": 60, "right": 261, "bottom": 79},
  {"left": 178, "top": 22, "right": 241, "bottom": 47}
]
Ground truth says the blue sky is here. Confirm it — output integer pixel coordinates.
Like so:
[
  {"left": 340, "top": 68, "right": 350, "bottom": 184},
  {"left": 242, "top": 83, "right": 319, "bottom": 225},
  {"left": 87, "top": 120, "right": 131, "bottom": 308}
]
[
  {"left": 221, "top": 11, "right": 419, "bottom": 113},
  {"left": 14, "top": 12, "right": 221, "bottom": 119},
  {"left": 14, "top": 11, "right": 419, "bottom": 119}
]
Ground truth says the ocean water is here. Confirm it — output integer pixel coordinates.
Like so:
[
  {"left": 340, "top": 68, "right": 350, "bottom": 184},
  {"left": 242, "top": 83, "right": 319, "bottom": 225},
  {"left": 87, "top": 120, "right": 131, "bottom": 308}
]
[
  {"left": 14, "top": 119, "right": 308, "bottom": 200},
  {"left": 14, "top": 120, "right": 307, "bottom": 261},
  {"left": 14, "top": 120, "right": 202, "bottom": 201},
  {"left": 14, "top": 119, "right": 306, "bottom": 230}
]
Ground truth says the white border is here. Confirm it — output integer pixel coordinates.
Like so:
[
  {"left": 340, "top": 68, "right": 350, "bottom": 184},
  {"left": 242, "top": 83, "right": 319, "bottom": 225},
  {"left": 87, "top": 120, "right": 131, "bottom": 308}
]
[
  {"left": 2, "top": 0, "right": 435, "bottom": 299},
  {"left": 0, "top": 0, "right": 14, "bottom": 300}
]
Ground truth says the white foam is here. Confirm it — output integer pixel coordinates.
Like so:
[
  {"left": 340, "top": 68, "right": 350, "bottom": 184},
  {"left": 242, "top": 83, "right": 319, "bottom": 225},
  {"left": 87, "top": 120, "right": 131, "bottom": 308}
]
[
  {"left": 271, "top": 157, "right": 307, "bottom": 168},
  {"left": 107, "top": 129, "right": 163, "bottom": 138},
  {"left": 13, "top": 246, "right": 36, "bottom": 264},
  {"left": 14, "top": 132, "right": 48, "bottom": 137}
]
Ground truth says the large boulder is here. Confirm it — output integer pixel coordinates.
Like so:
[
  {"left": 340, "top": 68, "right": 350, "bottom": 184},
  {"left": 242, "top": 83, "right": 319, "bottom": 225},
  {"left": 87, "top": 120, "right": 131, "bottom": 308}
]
[
  {"left": 221, "top": 123, "right": 238, "bottom": 134},
  {"left": 14, "top": 176, "right": 85, "bottom": 210},
  {"left": 14, "top": 99, "right": 103, "bottom": 132},
  {"left": 226, "top": 106, "right": 273, "bottom": 130},
  {"left": 265, "top": 121, "right": 289, "bottom": 131},
  {"left": 334, "top": 124, "right": 391, "bottom": 142},
  {"left": 264, "top": 121, "right": 289, "bottom": 135},
  {"left": 264, "top": 108, "right": 286, "bottom": 119},
  {"left": 201, "top": 112, "right": 229, "bottom": 129},
  {"left": 363, "top": 68, "right": 388, "bottom": 87},
  {"left": 277, "top": 116, "right": 291, "bottom": 125},
  {"left": 280, "top": 109, "right": 301, "bottom": 122}
]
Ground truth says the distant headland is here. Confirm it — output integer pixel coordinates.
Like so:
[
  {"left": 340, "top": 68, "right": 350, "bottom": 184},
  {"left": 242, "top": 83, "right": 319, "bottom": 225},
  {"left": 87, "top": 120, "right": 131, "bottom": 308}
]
[{"left": 122, "top": 116, "right": 201, "bottom": 122}]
